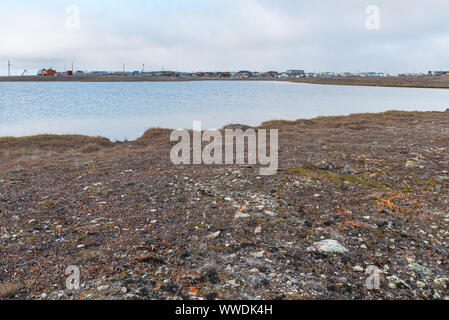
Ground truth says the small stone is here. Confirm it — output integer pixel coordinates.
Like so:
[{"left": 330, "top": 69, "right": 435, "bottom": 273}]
[
  {"left": 353, "top": 265, "right": 364, "bottom": 272},
  {"left": 252, "top": 251, "right": 265, "bottom": 258},
  {"left": 235, "top": 212, "right": 250, "bottom": 219},
  {"left": 405, "top": 160, "right": 420, "bottom": 168},
  {"left": 342, "top": 166, "right": 354, "bottom": 174},
  {"left": 434, "top": 278, "right": 448, "bottom": 288},
  {"left": 254, "top": 226, "right": 262, "bottom": 234},
  {"left": 228, "top": 280, "right": 237, "bottom": 286},
  {"left": 306, "top": 239, "right": 349, "bottom": 254},
  {"left": 264, "top": 210, "right": 276, "bottom": 217},
  {"left": 97, "top": 285, "right": 109, "bottom": 291},
  {"left": 41, "top": 293, "right": 47, "bottom": 299},
  {"left": 435, "top": 176, "right": 449, "bottom": 182},
  {"left": 408, "top": 263, "right": 433, "bottom": 276},
  {"left": 416, "top": 281, "right": 426, "bottom": 288},
  {"left": 206, "top": 231, "right": 221, "bottom": 239},
  {"left": 317, "top": 162, "right": 333, "bottom": 170}
]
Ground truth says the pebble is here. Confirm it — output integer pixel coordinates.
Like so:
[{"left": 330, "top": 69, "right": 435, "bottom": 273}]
[
  {"left": 252, "top": 251, "right": 265, "bottom": 258},
  {"left": 97, "top": 285, "right": 109, "bottom": 291},
  {"left": 235, "top": 212, "right": 250, "bottom": 219},
  {"left": 306, "top": 239, "right": 349, "bottom": 254},
  {"left": 416, "top": 281, "right": 426, "bottom": 288},
  {"left": 408, "top": 263, "right": 433, "bottom": 276},
  {"left": 434, "top": 278, "right": 448, "bottom": 288},
  {"left": 353, "top": 265, "right": 364, "bottom": 272},
  {"left": 264, "top": 210, "right": 276, "bottom": 217},
  {"left": 206, "top": 231, "right": 221, "bottom": 239}
]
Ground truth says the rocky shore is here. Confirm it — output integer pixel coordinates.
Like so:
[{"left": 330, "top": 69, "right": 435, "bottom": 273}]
[
  {"left": 1, "top": 75, "right": 449, "bottom": 89},
  {"left": 0, "top": 110, "right": 448, "bottom": 300}
]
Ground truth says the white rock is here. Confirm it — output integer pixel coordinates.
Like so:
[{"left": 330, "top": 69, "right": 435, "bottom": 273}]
[
  {"left": 206, "top": 231, "right": 221, "bottom": 239},
  {"left": 97, "top": 285, "right": 109, "bottom": 291},
  {"left": 252, "top": 251, "right": 265, "bottom": 258},
  {"left": 264, "top": 210, "right": 276, "bottom": 217},
  {"left": 235, "top": 212, "right": 250, "bottom": 219},
  {"left": 353, "top": 265, "right": 364, "bottom": 272},
  {"left": 306, "top": 239, "right": 349, "bottom": 254}
]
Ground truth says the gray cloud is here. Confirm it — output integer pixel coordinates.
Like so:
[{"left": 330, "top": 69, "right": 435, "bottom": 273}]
[{"left": 1, "top": 0, "right": 449, "bottom": 74}]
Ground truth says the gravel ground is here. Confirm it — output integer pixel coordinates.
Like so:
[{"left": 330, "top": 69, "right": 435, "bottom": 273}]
[
  {"left": 1, "top": 75, "right": 449, "bottom": 89},
  {"left": 0, "top": 110, "right": 448, "bottom": 300},
  {"left": 284, "top": 75, "right": 449, "bottom": 88}
]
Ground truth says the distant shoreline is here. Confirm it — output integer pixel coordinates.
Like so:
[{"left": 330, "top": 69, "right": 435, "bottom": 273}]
[{"left": 1, "top": 74, "right": 449, "bottom": 89}]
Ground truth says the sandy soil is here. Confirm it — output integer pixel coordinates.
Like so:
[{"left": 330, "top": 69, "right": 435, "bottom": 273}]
[{"left": 0, "top": 111, "right": 448, "bottom": 300}]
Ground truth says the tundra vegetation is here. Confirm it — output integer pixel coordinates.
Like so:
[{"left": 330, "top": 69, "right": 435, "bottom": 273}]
[{"left": 0, "top": 110, "right": 448, "bottom": 300}]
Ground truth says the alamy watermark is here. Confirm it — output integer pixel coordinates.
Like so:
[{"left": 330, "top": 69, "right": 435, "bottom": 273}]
[
  {"left": 170, "top": 121, "right": 278, "bottom": 175},
  {"left": 66, "top": 5, "right": 81, "bottom": 30},
  {"left": 65, "top": 265, "right": 80, "bottom": 290},
  {"left": 365, "top": 5, "right": 380, "bottom": 30},
  {"left": 365, "top": 265, "right": 381, "bottom": 290}
]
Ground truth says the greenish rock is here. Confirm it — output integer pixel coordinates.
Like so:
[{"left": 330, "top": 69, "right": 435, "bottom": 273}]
[{"left": 408, "top": 263, "right": 433, "bottom": 276}]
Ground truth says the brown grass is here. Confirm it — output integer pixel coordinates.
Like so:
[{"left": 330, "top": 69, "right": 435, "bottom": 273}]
[{"left": 0, "top": 282, "right": 22, "bottom": 299}]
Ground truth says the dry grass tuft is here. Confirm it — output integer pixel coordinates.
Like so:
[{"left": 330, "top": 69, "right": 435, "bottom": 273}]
[{"left": 0, "top": 282, "right": 22, "bottom": 298}]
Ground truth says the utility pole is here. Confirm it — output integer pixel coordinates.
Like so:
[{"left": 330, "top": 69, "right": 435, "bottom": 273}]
[
  {"left": 72, "top": 62, "right": 74, "bottom": 73},
  {"left": 8, "top": 60, "right": 11, "bottom": 76}
]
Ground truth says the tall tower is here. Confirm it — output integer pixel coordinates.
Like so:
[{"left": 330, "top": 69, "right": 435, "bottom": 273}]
[{"left": 8, "top": 60, "right": 11, "bottom": 76}]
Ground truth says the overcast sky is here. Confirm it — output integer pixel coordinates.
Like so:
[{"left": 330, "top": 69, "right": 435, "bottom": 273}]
[{"left": 1, "top": 0, "right": 449, "bottom": 75}]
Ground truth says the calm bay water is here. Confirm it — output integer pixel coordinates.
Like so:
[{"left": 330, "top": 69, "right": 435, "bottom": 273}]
[{"left": 1, "top": 80, "right": 448, "bottom": 141}]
